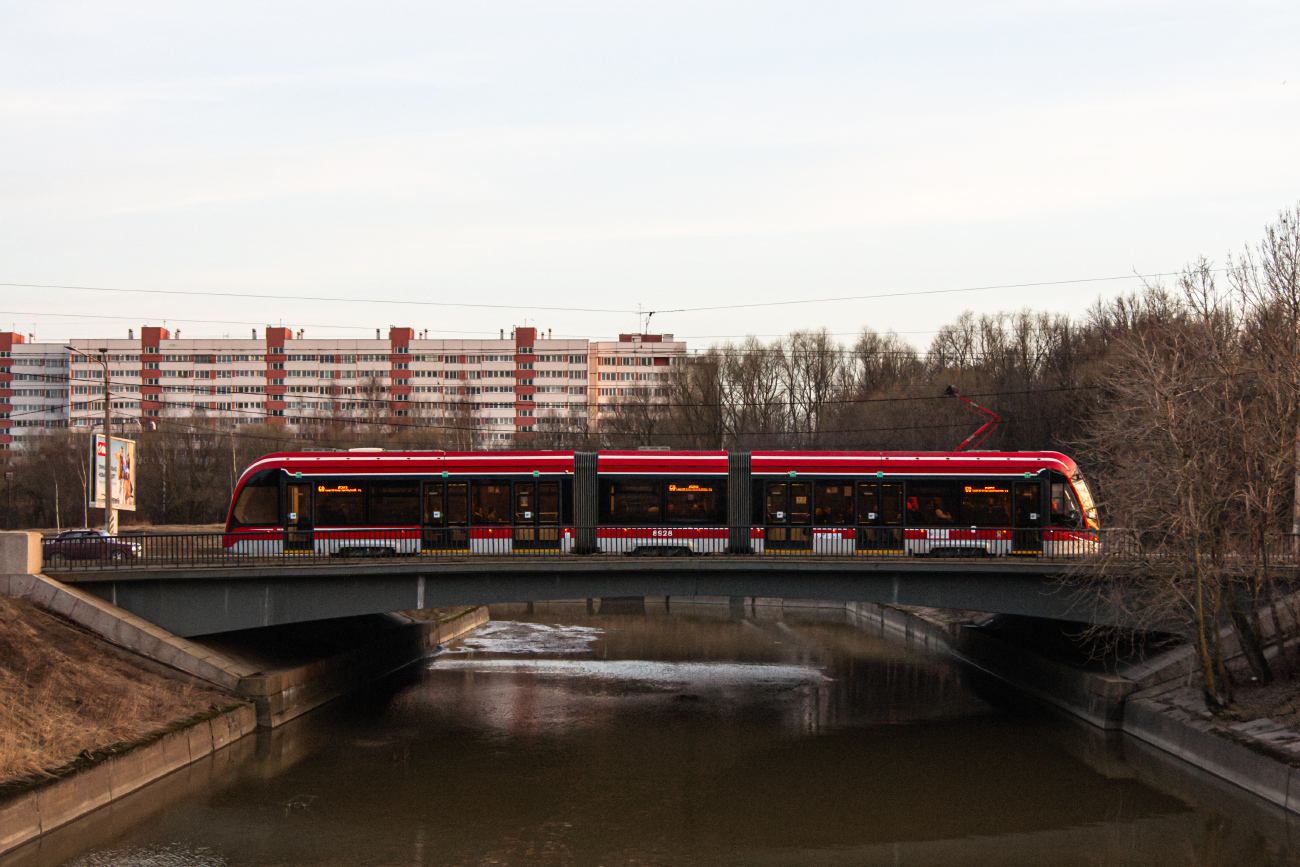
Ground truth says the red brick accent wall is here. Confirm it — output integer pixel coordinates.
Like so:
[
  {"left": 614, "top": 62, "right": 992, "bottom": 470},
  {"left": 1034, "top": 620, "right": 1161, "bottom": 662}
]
[
  {"left": 139, "top": 327, "right": 168, "bottom": 417},
  {"left": 0, "top": 332, "right": 21, "bottom": 449},
  {"left": 264, "top": 327, "right": 292, "bottom": 425}
]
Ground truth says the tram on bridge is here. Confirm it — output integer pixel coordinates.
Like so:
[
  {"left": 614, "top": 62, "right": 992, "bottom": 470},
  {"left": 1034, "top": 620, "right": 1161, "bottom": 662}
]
[{"left": 223, "top": 450, "right": 1099, "bottom": 558}]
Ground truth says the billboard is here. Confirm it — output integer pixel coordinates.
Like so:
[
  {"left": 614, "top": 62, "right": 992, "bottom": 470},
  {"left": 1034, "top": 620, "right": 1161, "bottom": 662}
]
[{"left": 89, "top": 435, "right": 137, "bottom": 511}]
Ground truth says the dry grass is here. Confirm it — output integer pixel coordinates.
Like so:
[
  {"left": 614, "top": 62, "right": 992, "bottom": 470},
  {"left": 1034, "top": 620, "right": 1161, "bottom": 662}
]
[{"left": 0, "top": 594, "right": 232, "bottom": 786}]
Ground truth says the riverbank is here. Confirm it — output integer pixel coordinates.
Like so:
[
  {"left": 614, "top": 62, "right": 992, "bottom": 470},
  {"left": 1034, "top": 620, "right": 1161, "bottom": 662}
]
[
  {"left": 892, "top": 603, "right": 1300, "bottom": 816},
  {"left": 0, "top": 550, "right": 489, "bottom": 857},
  {"left": 0, "top": 594, "right": 235, "bottom": 787}
]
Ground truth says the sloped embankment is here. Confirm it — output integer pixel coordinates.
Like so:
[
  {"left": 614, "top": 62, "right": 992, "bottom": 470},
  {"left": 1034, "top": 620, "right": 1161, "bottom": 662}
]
[{"left": 0, "top": 594, "right": 232, "bottom": 786}]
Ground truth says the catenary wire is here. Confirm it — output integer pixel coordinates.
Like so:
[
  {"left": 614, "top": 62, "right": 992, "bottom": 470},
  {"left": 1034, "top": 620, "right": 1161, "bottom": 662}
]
[{"left": 0, "top": 268, "right": 1212, "bottom": 321}]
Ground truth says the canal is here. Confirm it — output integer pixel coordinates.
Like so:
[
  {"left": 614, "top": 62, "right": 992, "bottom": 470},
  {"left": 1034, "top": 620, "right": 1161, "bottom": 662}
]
[{"left": 15, "top": 601, "right": 1300, "bottom": 866}]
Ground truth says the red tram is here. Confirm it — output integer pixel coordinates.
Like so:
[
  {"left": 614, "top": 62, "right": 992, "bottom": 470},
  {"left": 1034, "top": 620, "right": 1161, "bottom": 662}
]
[{"left": 223, "top": 449, "right": 1099, "bottom": 557}]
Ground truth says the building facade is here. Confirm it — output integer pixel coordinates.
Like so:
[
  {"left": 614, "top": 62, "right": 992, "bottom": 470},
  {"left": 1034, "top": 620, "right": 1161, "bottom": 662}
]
[{"left": 0, "top": 326, "right": 687, "bottom": 451}]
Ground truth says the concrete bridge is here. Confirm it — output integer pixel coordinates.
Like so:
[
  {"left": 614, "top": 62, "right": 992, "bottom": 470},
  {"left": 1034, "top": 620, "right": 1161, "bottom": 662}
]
[{"left": 43, "top": 555, "right": 1112, "bottom": 637}]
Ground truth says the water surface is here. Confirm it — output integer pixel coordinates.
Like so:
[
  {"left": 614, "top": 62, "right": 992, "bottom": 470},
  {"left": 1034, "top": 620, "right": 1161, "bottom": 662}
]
[{"left": 16, "top": 603, "right": 1300, "bottom": 866}]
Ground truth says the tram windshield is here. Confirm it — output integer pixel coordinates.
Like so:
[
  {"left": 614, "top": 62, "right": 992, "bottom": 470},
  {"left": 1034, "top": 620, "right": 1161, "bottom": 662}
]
[{"left": 1071, "top": 473, "right": 1099, "bottom": 528}]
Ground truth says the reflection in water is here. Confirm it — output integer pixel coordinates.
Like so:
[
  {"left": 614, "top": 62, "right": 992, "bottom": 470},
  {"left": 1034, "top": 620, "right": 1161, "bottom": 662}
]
[{"left": 19, "top": 606, "right": 1300, "bottom": 867}]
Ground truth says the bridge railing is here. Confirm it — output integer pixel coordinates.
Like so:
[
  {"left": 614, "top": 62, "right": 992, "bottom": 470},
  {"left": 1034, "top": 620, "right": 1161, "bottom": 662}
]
[{"left": 31, "top": 526, "right": 1183, "bottom": 572}]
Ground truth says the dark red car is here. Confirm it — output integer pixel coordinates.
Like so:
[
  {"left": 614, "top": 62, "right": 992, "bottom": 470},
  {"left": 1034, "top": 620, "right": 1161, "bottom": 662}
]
[{"left": 42, "top": 529, "right": 142, "bottom": 565}]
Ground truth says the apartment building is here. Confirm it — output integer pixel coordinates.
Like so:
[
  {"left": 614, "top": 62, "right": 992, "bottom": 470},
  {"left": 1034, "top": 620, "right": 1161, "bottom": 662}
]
[
  {"left": 0, "top": 326, "right": 688, "bottom": 451},
  {"left": 591, "top": 333, "right": 687, "bottom": 419}
]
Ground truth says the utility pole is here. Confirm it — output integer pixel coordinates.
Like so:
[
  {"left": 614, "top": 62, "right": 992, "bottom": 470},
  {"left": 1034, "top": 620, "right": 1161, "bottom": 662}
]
[{"left": 67, "top": 345, "right": 115, "bottom": 535}]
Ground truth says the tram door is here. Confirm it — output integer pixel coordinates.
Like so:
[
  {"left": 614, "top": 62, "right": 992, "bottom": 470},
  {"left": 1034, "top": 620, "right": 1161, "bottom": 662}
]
[
  {"left": 857, "top": 482, "right": 905, "bottom": 552},
  {"left": 1013, "top": 482, "right": 1043, "bottom": 554},
  {"left": 765, "top": 481, "right": 812, "bottom": 550},
  {"left": 422, "top": 482, "right": 469, "bottom": 550},
  {"left": 514, "top": 480, "right": 561, "bottom": 550},
  {"left": 284, "top": 482, "right": 313, "bottom": 553}
]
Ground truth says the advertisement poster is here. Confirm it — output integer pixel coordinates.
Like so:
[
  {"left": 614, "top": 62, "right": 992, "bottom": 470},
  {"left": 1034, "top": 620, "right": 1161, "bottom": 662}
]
[{"left": 89, "top": 434, "right": 137, "bottom": 511}]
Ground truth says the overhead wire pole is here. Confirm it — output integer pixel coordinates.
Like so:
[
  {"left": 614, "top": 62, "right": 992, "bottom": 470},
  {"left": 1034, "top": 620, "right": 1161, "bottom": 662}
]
[{"left": 67, "top": 345, "right": 115, "bottom": 535}]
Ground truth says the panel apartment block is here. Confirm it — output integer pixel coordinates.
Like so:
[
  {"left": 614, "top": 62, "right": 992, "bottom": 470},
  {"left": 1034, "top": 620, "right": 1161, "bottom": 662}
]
[{"left": 1, "top": 326, "right": 686, "bottom": 451}]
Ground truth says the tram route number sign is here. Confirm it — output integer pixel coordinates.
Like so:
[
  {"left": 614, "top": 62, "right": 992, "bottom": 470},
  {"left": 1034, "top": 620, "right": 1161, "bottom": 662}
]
[{"left": 89, "top": 434, "right": 137, "bottom": 511}]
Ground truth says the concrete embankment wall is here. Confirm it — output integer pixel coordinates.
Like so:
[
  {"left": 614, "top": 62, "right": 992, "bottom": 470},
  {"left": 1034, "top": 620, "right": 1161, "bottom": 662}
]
[
  {"left": 1, "top": 533, "right": 493, "bottom": 855},
  {"left": 0, "top": 607, "right": 490, "bottom": 858},
  {"left": 568, "top": 592, "right": 1300, "bottom": 818},
  {"left": 239, "top": 606, "right": 490, "bottom": 728},
  {"left": 844, "top": 600, "right": 1300, "bottom": 818},
  {"left": 0, "top": 705, "right": 257, "bottom": 857}
]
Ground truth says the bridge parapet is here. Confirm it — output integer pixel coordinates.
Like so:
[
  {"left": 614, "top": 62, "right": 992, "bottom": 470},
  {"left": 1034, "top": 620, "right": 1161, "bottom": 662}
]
[{"left": 0, "top": 531, "right": 41, "bottom": 577}]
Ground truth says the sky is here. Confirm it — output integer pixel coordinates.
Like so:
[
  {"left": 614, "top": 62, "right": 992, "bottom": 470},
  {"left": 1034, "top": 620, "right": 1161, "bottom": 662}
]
[{"left": 1, "top": 0, "right": 1297, "bottom": 349}]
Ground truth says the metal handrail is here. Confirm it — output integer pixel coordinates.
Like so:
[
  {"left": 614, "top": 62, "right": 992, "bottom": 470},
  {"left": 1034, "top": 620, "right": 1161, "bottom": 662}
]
[{"left": 28, "top": 524, "right": 1208, "bottom": 572}]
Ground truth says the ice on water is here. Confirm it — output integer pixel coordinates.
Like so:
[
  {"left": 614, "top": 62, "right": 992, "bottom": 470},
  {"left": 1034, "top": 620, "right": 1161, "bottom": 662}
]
[
  {"left": 441, "top": 621, "right": 604, "bottom": 655},
  {"left": 434, "top": 658, "right": 832, "bottom": 688},
  {"left": 67, "top": 845, "right": 225, "bottom": 867}
]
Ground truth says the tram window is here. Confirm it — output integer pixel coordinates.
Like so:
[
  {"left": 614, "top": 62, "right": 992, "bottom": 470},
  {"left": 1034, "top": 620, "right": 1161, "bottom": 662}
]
[
  {"left": 370, "top": 482, "right": 419, "bottom": 526},
  {"left": 315, "top": 481, "right": 364, "bottom": 527},
  {"left": 789, "top": 482, "right": 812, "bottom": 524},
  {"left": 447, "top": 483, "right": 468, "bottom": 526},
  {"left": 814, "top": 482, "right": 853, "bottom": 525},
  {"left": 859, "top": 483, "right": 903, "bottom": 524},
  {"left": 231, "top": 472, "right": 278, "bottom": 527},
  {"left": 880, "top": 483, "right": 903, "bottom": 525},
  {"left": 961, "top": 485, "right": 1012, "bottom": 526},
  {"left": 857, "top": 484, "right": 878, "bottom": 523},
  {"left": 538, "top": 482, "right": 560, "bottom": 524},
  {"left": 906, "top": 483, "right": 957, "bottom": 526},
  {"left": 423, "top": 484, "right": 444, "bottom": 526},
  {"left": 514, "top": 483, "right": 534, "bottom": 523},
  {"left": 664, "top": 481, "right": 722, "bottom": 524},
  {"left": 603, "top": 480, "right": 660, "bottom": 524},
  {"left": 472, "top": 483, "right": 511, "bottom": 525},
  {"left": 1050, "top": 480, "right": 1083, "bottom": 527},
  {"left": 561, "top": 478, "right": 575, "bottom": 525}
]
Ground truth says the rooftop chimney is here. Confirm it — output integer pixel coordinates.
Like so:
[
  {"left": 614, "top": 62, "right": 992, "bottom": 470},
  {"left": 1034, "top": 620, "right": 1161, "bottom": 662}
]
[{"left": 128, "top": 328, "right": 134, "bottom": 339}]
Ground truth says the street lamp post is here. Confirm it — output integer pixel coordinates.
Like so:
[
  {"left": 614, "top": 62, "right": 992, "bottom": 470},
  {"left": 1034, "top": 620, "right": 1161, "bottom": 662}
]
[
  {"left": 66, "top": 345, "right": 115, "bottom": 535},
  {"left": 4, "top": 471, "right": 11, "bottom": 530}
]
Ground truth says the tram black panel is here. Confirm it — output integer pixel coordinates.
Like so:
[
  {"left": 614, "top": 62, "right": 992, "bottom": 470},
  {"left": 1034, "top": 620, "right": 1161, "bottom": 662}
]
[
  {"left": 727, "top": 452, "right": 752, "bottom": 554},
  {"left": 574, "top": 451, "right": 599, "bottom": 553}
]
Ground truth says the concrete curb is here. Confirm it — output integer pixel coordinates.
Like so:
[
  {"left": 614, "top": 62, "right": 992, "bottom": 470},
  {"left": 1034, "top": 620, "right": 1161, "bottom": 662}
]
[
  {"left": 0, "top": 705, "right": 257, "bottom": 857},
  {"left": 0, "top": 570, "right": 257, "bottom": 690},
  {"left": 1122, "top": 697, "right": 1300, "bottom": 813}
]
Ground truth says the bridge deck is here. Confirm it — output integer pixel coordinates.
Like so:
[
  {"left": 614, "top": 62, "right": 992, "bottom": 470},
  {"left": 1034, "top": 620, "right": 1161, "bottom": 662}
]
[
  {"left": 43, "top": 554, "right": 1125, "bottom": 638},
  {"left": 47, "top": 553, "right": 1078, "bottom": 584}
]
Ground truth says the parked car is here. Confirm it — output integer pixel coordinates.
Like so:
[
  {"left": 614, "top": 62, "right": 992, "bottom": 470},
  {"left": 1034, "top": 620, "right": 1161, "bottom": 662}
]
[{"left": 43, "top": 529, "right": 142, "bottom": 564}]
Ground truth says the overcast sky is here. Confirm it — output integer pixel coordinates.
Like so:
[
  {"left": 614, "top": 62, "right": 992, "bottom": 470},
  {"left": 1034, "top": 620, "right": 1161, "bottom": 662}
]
[{"left": 2, "top": 1, "right": 1297, "bottom": 348}]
